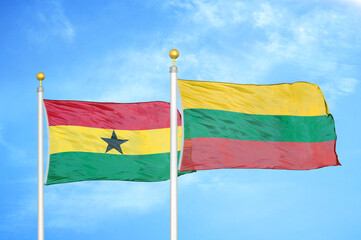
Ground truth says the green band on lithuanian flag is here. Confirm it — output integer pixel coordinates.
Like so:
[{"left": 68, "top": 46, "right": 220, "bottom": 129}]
[
  {"left": 44, "top": 100, "right": 186, "bottom": 185},
  {"left": 177, "top": 79, "right": 340, "bottom": 171}
]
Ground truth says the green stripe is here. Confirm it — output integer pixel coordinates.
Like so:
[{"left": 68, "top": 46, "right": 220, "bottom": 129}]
[
  {"left": 46, "top": 151, "right": 190, "bottom": 185},
  {"left": 184, "top": 109, "right": 336, "bottom": 142}
]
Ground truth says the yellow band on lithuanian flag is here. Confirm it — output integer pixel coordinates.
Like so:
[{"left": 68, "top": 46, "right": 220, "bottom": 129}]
[
  {"left": 178, "top": 79, "right": 329, "bottom": 116},
  {"left": 49, "top": 125, "right": 182, "bottom": 155}
]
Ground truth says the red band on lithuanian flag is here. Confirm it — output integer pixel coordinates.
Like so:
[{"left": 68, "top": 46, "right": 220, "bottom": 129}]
[
  {"left": 44, "top": 100, "right": 184, "bottom": 185},
  {"left": 177, "top": 79, "right": 340, "bottom": 172},
  {"left": 181, "top": 138, "right": 338, "bottom": 171}
]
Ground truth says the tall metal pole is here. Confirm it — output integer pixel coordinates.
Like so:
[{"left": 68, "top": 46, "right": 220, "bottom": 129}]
[
  {"left": 169, "top": 49, "right": 179, "bottom": 240},
  {"left": 37, "top": 72, "right": 45, "bottom": 240}
]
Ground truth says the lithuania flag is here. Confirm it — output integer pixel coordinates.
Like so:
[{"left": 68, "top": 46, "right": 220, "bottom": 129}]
[
  {"left": 177, "top": 79, "right": 340, "bottom": 172},
  {"left": 44, "top": 100, "right": 182, "bottom": 185}
]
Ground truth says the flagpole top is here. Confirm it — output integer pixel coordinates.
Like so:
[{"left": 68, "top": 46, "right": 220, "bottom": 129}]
[
  {"left": 36, "top": 72, "right": 45, "bottom": 86},
  {"left": 169, "top": 49, "right": 179, "bottom": 66}
]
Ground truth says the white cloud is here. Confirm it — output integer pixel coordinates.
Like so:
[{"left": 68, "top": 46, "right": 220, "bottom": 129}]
[
  {"left": 179, "top": 49, "right": 269, "bottom": 84},
  {"left": 333, "top": 0, "right": 361, "bottom": 7},
  {"left": 165, "top": 1, "right": 361, "bottom": 107},
  {"left": 44, "top": 181, "right": 168, "bottom": 229},
  {"left": 165, "top": 0, "right": 246, "bottom": 28},
  {"left": 320, "top": 77, "right": 359, "bottom": 107},
  {"left": 0, "top": 126, "right": 26, "bottom": 161},
  {"left": 93, "top": 48, "right": 172, "bottom": 103},
  {"left": 29, "top": 0, "right": 75, "bottom": 43},
  {"left": 338, "top": 78, "right": 359, "bottom": 93},
  {"left": 249, "top": 3, "right": 361, "bottom": 103},
  {"left": 253, "top": 2, "right": 283, "bottom": 28},
  {"left": 7, "top": 181, "right": 169, "bottom": 230},
  {"left": 45, "top": 45, "right": 175, "bottom": 103},
  {"left": 59, "top": 1, "right": 359, "bottom": 107}
]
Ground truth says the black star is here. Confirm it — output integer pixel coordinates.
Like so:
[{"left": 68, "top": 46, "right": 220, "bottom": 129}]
[{"left": 101, "top": 130, "right": 128, "bottom": 154}]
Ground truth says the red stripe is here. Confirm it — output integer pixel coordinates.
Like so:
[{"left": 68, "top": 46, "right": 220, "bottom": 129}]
[
  {"left": 44, "top": 100, "right": 181, "bottom": 130},
  {"left": 180, "top": 138, "right": 340, "bottom": 171}
]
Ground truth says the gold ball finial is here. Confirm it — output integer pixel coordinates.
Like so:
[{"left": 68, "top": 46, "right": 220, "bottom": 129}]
[
  {"left": 169, "top": 49, "right": 179, "bottom": 59},
  {"left": 169, "top": 49, "right": 179, "bottom": 66},
  {"left": 37, "top": 72, "right": 45, "bottom": 86},
  {"left": 37, "top": 72, "right": 45, "bottom": 81}
]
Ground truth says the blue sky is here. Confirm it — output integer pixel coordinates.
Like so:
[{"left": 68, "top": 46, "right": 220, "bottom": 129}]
[{"left": 1, "top": 0, "right": 361, "bottom": 239}]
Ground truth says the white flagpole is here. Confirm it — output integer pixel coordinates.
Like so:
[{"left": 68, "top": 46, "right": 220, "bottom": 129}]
[
  {"left": 37, "top": 72, "right": 45, "bottom": 240},
  {"left": 169, "top": 49, "right": 179, "bottom": 240}
]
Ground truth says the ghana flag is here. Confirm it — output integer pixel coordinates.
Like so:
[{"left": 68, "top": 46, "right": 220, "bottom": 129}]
[
  {"left": 177, "top": 79, "right": 340, "bottom": 172},
  {"left": 44, "top": 100, "right": 183, "bottom": 185}
]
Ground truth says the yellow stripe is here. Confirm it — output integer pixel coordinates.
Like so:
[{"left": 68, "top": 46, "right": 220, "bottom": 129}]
[
  {"left": 49, "top": 125, "right": 182, "bottom": 155},
  {"left": 178, "top": 79, "right": 329, "bottom": 116}
]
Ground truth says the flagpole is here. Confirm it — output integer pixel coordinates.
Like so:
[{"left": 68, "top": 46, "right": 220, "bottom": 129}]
[
  {"left": 169, "top": 49, "right": 179, "bottom": 240},
  {"left": 37, "top": 72, "right": 45, "bottom": 240}
]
